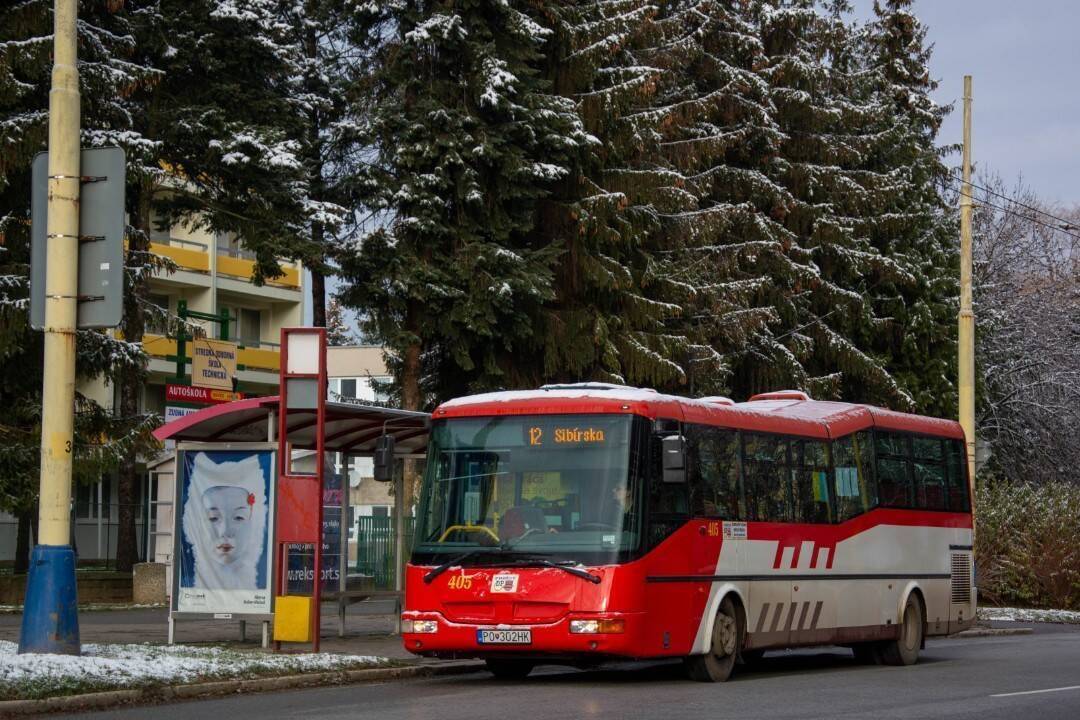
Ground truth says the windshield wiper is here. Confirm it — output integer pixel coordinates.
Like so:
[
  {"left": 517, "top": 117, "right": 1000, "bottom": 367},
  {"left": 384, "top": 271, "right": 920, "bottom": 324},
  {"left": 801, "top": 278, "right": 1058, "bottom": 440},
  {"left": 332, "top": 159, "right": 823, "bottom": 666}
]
[
  {"left": 507, "top": 556, "right": 602, "bottom": 584},
  {"left": 423, "top": 550, "right": 602, "bottom": 585},
  {"left": 423, "top": 550, "right": 485, "bottom": 584}
]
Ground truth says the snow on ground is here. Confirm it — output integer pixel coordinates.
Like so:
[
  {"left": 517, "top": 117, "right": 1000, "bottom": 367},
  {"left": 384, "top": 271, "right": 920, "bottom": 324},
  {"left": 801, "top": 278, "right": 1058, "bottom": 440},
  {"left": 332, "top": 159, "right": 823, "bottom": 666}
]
[
  {"left": 977, "top": 606, "right": 1080, "bottom": 625},
  {"left": 0, "top": 641, "right": 391, "bottom": 701}
]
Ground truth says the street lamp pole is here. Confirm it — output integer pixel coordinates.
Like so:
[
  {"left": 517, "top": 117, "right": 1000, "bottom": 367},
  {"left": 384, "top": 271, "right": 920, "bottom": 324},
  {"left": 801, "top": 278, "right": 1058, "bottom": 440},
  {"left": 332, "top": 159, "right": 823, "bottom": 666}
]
[
  {"left": 19, "top": 0, "right": 82, "bottom": 655},
  {"left": 958, "top": 75, "right": 976, "bottom": 519}
]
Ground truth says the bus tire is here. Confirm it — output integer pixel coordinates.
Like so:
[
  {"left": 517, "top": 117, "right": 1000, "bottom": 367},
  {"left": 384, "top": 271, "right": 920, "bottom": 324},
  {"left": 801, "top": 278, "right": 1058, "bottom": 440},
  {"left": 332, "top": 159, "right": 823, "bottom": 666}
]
[
  {"left": 484, "top": 659, "right": 535, "bottom": 680},
  {"left": 879, "top": 595, "right": 923, "bottom": 666},
  {"left": 685, "top": 595, "right": 742, "bottom": 682}
]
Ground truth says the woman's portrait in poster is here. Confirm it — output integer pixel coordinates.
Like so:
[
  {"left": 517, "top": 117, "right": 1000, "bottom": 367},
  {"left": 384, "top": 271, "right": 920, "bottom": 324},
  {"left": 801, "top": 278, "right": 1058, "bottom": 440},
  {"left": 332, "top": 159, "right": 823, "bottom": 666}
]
[{"left": 180, "top": 451, "right": 270, "bottom": 591}]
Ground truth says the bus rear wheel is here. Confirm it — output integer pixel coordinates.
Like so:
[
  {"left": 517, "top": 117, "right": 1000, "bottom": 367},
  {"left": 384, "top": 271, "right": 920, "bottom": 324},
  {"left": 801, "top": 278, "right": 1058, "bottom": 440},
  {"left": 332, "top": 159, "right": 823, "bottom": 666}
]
[
  {"left": 879, "top": 595, "right": 923, "bottom": 666},
  {"left": 685, "top": 596, "right": 742, "bottom": 682},
  {"left": 485, "top": 659, "right": 535, "bottom": 680}
]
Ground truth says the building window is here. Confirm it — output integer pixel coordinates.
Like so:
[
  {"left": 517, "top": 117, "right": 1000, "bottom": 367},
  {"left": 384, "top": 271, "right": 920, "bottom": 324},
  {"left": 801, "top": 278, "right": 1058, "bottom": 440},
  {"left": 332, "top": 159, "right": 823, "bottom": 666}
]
[
  {"left": 239, "top": 308, "right": 261, "bottom": 345},
  {"left": 75, "top": 478, "right": 111, "bottom": 520},
  {"left": 373, "top": 380, "right": 392, "bottom": 403}
]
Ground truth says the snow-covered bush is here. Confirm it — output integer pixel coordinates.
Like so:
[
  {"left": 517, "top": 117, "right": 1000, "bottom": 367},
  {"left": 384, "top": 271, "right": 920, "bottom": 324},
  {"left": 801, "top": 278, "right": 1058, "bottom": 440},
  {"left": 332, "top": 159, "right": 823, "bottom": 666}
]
[{"left": 976, "top": 479, "right": 1080, "bottom": 610}]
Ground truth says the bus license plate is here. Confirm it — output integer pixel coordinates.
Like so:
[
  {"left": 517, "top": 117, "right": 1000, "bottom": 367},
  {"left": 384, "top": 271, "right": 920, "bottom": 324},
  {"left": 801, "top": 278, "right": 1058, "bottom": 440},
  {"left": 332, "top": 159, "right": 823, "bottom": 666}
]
[{"left": 477, "top": 629, "right": 532, "bottom": 645}]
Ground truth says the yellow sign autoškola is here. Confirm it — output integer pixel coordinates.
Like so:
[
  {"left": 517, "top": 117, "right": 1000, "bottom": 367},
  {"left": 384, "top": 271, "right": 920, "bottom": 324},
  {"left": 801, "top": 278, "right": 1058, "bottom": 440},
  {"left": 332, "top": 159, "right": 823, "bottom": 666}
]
[{"left": 192, "top": 338, "right": 237, "bottom": 390}]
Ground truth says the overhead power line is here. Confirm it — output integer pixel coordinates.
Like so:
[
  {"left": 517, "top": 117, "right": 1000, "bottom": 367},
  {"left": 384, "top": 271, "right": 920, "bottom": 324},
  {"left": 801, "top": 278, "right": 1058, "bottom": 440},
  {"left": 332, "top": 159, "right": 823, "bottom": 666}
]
[
  {"left": 941, "top": 170, "right": 1080, "bottom": 235},
  {"left": 938, "top": 175, "right": 1080, "bottom": 243},
  {"left": 953, "top": 188, "right": 1080, "bottom": 244}
]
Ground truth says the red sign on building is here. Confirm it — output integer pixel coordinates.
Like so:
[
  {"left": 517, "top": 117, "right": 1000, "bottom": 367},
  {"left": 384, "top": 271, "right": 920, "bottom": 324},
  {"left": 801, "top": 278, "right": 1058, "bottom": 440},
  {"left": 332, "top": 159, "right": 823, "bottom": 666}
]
[{"left": 165, "top": 383, "right": 243, "bottom": 405}]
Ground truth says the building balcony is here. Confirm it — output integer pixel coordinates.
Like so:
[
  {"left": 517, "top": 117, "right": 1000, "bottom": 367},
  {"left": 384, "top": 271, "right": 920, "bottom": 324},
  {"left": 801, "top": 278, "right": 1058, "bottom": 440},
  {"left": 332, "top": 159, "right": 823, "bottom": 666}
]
[
  {"left": 150, "top": 238, "right": 210, "bottom": 273},
  {"left": 217, "top": 247, "right": 300, "bottom": 289},
  {"left": 146, "top": 238, "right": 301, "bottom": 291}
]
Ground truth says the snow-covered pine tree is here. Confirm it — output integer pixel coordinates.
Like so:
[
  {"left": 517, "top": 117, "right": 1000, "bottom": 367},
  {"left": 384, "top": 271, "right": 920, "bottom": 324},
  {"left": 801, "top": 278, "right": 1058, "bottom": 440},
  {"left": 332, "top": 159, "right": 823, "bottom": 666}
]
[
  {"left": 152, "top": 0, "right": 308, "bottom": 283},
  {"left": 0, "top": 0, "right": 164, "bottom": 571},
  {"left": 325, "top": 297, "right": 356, "bottom": 346},
  {"left": 743, "top": 0, "right": 916, "bottom": 407},
  {"left": 857, "top": 0, "right": 958, "bottom": 416},
  {"left": 626, "top": 0, "right": 794, "bottom": 396},
  {"left": 516, "top": 0, "right": 702, "bottom": 391},
  {"left": 271, "top": 0, "right": 356, "bottom": 329},
  {"left": 339, "top": 0, "right": 588, "bottom": 411}
]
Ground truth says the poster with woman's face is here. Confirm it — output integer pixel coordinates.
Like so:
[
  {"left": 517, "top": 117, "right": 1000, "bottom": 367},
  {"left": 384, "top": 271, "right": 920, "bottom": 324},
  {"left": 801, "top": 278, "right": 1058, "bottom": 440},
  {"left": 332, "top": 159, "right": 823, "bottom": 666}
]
[{"left": 175, "top": 450, "right": 274, "bottom": 615}]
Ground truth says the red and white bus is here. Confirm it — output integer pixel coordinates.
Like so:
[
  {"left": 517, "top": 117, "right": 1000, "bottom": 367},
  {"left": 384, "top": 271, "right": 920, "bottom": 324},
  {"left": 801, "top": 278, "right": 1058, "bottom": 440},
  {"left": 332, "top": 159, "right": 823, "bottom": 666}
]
[{"left": 401, "top": 384, "right": 975, "bottom": 681}]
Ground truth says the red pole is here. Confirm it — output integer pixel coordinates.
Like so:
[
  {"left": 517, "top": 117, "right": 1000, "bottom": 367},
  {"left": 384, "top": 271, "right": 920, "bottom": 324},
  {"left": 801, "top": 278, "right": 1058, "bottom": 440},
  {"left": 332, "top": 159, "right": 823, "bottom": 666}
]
[
  {"left": 274, "top": 328, "right": 289, "bottom": 653},
  {"left": 312, "top": 328, "right": 327, "bottom": 652}
]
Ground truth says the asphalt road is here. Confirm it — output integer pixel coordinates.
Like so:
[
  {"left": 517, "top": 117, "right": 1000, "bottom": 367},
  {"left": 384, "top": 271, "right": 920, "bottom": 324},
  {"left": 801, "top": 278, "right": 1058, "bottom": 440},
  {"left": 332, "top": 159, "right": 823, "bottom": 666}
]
[{"left": 61, "top": 626, "right": 1080, "bottom": 720}]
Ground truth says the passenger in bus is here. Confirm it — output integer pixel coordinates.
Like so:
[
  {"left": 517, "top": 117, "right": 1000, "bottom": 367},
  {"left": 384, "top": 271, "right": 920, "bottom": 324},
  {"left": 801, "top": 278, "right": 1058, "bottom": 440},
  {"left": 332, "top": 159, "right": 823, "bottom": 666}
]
[
  {"left": 600, "top": 484, "right": 636, "bottom": 529},
  {"left": 498, "top": 505, "right": 548, "bottom": 542}
]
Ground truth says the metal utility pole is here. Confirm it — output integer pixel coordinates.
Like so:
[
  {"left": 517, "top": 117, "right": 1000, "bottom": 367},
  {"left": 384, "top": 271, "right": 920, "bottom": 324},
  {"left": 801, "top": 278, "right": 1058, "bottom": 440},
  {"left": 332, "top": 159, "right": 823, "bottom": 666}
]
[
  {"left": 958, "top": 75, "right": 976, "bottom": 510},
  {"left": 19, "top": 0, "right": 82, "bottom": 654}
]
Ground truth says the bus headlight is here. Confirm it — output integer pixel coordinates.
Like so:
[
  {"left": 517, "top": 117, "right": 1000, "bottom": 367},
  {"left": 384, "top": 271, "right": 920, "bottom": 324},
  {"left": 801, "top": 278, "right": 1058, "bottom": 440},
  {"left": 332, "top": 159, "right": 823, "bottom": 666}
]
[
  {"left": 570, "top": 618, "right": 625, "bottom": 634},
  {"left": 402, "top": 619, "right": 438, "bottom": 634}
]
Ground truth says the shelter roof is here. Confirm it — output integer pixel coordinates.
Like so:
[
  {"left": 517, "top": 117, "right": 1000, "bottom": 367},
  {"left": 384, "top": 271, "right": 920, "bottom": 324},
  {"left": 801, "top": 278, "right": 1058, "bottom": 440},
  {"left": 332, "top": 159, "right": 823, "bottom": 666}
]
[{"left": 152, "top": 396, "right": 429, "bottom": 455}]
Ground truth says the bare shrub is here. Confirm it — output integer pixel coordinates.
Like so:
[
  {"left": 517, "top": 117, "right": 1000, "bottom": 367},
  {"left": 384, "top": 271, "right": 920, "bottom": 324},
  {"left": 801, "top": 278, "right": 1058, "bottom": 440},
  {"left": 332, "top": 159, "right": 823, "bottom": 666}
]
[{"left": 976, "top": 479, "right": 1080, "bottom": 610}]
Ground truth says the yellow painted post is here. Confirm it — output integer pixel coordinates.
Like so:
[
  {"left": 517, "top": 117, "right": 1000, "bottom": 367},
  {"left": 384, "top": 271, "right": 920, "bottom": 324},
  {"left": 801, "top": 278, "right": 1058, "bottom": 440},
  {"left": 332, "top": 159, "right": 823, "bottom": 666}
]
[
  {"left": 958, "top": 76, "right": 976, "bottom": 519},
  {"left": 19, "top": 0, "right": 82, "bottom": 655}
]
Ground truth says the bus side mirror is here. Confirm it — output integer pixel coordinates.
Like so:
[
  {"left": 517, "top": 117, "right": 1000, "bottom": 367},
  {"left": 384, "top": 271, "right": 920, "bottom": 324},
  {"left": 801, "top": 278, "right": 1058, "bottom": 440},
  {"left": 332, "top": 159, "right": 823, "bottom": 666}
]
[
  {"left": 662, "top": 435, "right": 686, "bottom": 484},
  {"left": 374, "top": 434, "right": 395, "bottom": 482}
]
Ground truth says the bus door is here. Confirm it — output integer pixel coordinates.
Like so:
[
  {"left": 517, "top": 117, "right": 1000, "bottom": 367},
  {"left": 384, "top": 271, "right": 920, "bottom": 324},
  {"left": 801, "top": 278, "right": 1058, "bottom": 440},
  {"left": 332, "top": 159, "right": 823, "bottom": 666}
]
[
  {"left": 644, "top": 429, "right": 694, "bottom": 655},
  {"left": 742, "top": 432, "right": 794, "bottom": 649},
  {"left": 788, "top": 439, "right": 839, "bottom": 644}
]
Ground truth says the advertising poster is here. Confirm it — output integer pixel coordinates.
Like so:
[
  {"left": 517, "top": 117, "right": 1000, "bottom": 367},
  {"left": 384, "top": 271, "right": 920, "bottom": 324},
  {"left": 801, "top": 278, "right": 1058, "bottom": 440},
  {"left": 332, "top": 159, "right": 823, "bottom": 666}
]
[
  {"left": 286, "top": 472, "right": 343, "bottom": 595},
  {"left": 175, "top": 449, "right": 275, "bottom": 615}
]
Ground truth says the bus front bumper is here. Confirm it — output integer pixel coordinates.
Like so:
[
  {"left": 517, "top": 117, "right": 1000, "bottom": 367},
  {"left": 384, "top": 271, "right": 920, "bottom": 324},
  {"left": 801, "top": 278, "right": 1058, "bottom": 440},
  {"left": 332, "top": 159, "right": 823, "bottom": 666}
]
[{"left": 400, "top": 611, "right": 644, "bottom": 659}]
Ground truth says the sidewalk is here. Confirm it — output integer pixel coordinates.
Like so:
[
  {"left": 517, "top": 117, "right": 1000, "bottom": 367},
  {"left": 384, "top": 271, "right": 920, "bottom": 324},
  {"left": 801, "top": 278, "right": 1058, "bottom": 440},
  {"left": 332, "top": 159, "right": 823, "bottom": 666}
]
[{"left": 0, "top": 599, "right": 419, "bottom": 660}]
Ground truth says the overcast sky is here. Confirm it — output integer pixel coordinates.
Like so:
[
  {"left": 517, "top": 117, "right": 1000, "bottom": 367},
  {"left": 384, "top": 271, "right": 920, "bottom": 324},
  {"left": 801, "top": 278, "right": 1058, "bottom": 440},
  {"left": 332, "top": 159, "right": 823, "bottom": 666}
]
[{"left": 855, "top": 0, "right": 1080, "bottom": 207}]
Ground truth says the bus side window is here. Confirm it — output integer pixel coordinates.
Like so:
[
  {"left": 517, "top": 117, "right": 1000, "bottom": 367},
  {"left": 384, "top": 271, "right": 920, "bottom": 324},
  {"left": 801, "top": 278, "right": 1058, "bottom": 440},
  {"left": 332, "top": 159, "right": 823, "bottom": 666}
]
[
  {"left": 875, "top": 431, "right": 913, "bottom": 508},
  {"left": 743, "top": 433, "right": 790, "bottom": 522},
  {"left": 945, "top": 440, "right": 971, "bottom": 511},
  {"left": 687, "top": 424, "right": 741, "bottom": 519},
  {"left": 832, "top": 431, "right": 876, "bottom": 521},
  {"left": 912, "top": 437, "right": 947, "bottom": 510},
  {"left": 793, "top": 440, "right": 831, "bottom": 523}
]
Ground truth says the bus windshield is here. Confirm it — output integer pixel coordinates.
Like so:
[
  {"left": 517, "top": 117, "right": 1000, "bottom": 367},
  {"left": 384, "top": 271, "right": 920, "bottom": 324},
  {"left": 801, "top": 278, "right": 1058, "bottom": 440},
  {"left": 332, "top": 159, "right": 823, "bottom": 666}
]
[{"left": 412, "top": 414, "right": 646, "bottom": 565}]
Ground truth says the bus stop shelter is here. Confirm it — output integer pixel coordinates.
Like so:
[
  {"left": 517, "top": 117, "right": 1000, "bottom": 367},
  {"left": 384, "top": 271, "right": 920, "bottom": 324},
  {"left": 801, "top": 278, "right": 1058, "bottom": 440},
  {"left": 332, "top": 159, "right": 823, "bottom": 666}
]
[
  {"left": 157, "top": 395, "right": 429, "bottom": 456},
  {"left": 153, "top": 393, "right": 429, "bottom": 647}
]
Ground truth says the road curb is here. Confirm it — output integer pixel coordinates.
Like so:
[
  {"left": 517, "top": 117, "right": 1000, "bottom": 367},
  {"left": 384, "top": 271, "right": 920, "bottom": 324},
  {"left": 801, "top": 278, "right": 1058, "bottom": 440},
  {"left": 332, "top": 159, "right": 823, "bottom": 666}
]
[
  {"left": 950, "top": 627, "right": 1034, "bottom": 638},
  {"left": 0, "top": 660, "right": 486, "bottom": 716}
]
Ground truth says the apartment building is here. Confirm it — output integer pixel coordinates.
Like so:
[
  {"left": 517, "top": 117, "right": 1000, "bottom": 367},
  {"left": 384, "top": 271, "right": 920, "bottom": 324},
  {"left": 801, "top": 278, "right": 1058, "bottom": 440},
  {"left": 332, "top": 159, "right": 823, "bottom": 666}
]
[{"left": 0, "top": 215, "right": 305, "bottom": 563}]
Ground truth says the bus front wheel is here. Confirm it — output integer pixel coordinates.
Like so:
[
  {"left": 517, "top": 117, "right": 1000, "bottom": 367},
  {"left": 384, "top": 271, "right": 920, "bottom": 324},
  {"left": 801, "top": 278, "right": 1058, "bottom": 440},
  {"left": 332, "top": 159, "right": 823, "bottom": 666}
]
[
  {"left": 879, "top": 595, "right": 923, "bottom": 666},
  {"left": 685, "top": 596, "right": 743, "bottom": 682},
  {"left": 485, "top": 659, "right": 534, "bottom": 680}
]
